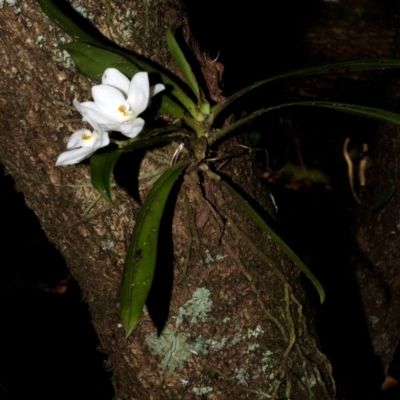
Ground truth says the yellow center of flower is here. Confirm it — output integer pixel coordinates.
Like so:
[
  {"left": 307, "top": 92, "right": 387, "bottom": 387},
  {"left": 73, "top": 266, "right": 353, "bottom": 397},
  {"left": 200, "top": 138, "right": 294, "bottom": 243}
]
[
  {"left": 118, "top": 104, "right": 129, "bottom": 117},
  {"left": 81, "top": 132, "right": 92, "bottom": 141},
  {"left": 118, "top": 104, "right": 131, "bottom": 118}
]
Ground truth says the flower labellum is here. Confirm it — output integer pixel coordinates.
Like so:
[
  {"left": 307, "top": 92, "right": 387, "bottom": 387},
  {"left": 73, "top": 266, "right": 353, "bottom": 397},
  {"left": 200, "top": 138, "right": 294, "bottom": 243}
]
[{"left": 75, "top": 69, "right": 165, "bottom": 138}]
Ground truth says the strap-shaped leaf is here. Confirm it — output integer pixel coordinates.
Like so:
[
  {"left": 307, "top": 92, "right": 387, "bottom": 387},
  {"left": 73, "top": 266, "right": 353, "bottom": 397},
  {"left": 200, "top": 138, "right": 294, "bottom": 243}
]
[
  {"left": 212, "top": 59, "right": 400, "bottom": 118},
  {"left": 221, "top": 180, "right": 325, "bottom": 304},
  {"left": 65, "top": 42, "right": 142, "bottom": 81},
  {"left": 120, "top": 161, "right": 188, "bottom": 337},
  {"left": 166, "top": 27, "right": 201, "bottom": 104},
  {"left": 291, "top": 101, "right": 400, "bottom": 124},
  {"left": 90, "top": 151, "right": 122, "bottom": 203},
  {"left": 211, "top": 101, "right": 400, "bottom": 143},
  {"left": 118, "top": 134, "right": 180, "bottom": 152},
  {"left": 90, "top": 136, "right": 180, "bottom": 203},
  {"left": 37, "top": 0, "right": 104, "bottom": 45}
]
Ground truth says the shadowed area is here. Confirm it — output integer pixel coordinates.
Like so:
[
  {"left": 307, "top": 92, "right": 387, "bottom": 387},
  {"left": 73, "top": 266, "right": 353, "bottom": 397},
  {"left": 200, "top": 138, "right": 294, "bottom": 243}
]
[{"left": 0, "top": 165, "right": 114, "bottom": 400}]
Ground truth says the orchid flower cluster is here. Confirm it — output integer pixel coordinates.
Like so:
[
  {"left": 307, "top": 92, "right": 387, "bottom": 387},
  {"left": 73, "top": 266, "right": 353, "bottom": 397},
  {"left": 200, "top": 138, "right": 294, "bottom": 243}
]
[{"left": 56, "top": 68, "right": 165, "bottom": 166}]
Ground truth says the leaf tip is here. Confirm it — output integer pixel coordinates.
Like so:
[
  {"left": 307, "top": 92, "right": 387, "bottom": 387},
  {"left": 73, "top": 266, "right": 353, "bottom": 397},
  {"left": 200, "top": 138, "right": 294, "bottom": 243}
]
[
  {"left": 122, "top": 317, "right": 140, "bottom": 338},
  {"left": 319, "top": 288, "right": 326, "bottom": 305}
]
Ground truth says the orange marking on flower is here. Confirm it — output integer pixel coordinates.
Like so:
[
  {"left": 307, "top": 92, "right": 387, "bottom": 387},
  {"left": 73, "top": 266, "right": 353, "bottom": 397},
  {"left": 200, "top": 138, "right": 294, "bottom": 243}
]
[
  {"left": 81, "top": 132, "right": 92, "bottom": 141},
  {"left": 118, "top": 104, "right": 128, "bottom": 116}
]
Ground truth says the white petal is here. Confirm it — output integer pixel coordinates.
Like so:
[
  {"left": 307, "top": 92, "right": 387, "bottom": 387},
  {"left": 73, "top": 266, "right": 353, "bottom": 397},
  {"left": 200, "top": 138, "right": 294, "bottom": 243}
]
[
  {"left": 76, "top": 101, "right": 116, "bottom": 128},
  {"left": 150, "top": 84, "right": 165, "bottom": 97},
  {"left": 66, "top": 129, "right": 91, "bottom": 149},
  {"left": 92, "top": 85, "right": 127, "bottom": 120},
  {"left": 127, "top": 72, "right": 150, "bottom": 117},
  {"left": 56, "top": 147, "right": 95, "bottom": 166},
  {"left": 102, "top": 68, "right": 130, "bottom": 96},
  {"left": 97, "top": 131, "right": 110, "bottom": 147},
  {"left": 119, "top": 118, "right": 145, "bottom": 138},
  {"left": 74, "top": 99, "right": 100, "bottom": 117},
  {"left": 92, "top": 120, "right": 125, "bottom": 132}
]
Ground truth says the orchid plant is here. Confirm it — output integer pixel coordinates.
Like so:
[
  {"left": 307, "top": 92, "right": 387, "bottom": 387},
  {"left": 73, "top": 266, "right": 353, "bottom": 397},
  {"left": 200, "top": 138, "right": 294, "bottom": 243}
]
[
  {"left": 57, "top": 69, "right": 165, "bottom": 166},
  {"left": 39, "top": 0, "right": 400, "bottom": 337}
]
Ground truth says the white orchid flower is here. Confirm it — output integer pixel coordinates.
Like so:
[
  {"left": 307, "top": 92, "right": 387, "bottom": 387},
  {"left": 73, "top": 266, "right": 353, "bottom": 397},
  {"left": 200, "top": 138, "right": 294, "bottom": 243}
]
[
  {"left": 56, "top": 117, "right": 110, "bottom": 166},
  {"left": 75, "top": 69, "right": 165, "bottom": 139},
  {"left": 102, "top": 68, "right": 166, "bottom": 101}
]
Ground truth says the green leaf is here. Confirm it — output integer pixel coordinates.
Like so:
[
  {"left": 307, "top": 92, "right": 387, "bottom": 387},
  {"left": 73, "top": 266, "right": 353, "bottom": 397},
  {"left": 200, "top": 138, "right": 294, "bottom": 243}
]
[
  {"left": 67, "top": 42, "right": 173, "bottom": 121},
  {"left": 211, "top": 101, "right": 400, "bottom": 143},
  {"left": 166, "top": 27, "right": 201, "bottom": 103},
  {"left": 294, "top": 101, "right": 400, "bottom": 124},
  {"left": 211, "top": 105, "right": 281, "bottom": 143},
  {"left": 373, "top": 186, "right": 397, "bottom": 210},
  {"left": 120, "top": 162, "right": 188, "bottom": 337},
  {"left": 212, "top": 58, "right": 400, "bottom": 118},
  {"left": 65, "top": 42, "right": 142, "bottom": 81},
  {"left": 118, "top": 134, "right": 181, "bottom": 152},
  {"left": 221, "top": 180, "right": 325, "bottom": 304},
  {"left": 37, "top": 0, "right": 104, "bottom": 45},
  {"left": 90, "top": 151, "right": 122, "bottom": 203},
  {"left": 159, "top": 95, "right": 188, "bottom": 120}
]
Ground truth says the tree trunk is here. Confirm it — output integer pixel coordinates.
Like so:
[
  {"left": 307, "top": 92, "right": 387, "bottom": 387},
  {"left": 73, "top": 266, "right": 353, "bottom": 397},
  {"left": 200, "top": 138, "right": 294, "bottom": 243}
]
[
  {"left": 354, "top": 42, "right": 400, "bottom": 394},
  {"left": 0, "top": 1, "right": 335, "bottom": 398}
]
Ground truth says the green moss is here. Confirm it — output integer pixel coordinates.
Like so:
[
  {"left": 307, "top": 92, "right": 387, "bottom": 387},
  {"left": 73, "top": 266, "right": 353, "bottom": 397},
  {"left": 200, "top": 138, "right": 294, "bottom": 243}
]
[
  {"left": 146, "top": 286, "right": 276, "bottom": 383},
  {"left": 100, "top": 239, "right": 115, "bottom": 251},
  {"left": 175, "top": 287, "right": 213, "bottom": 325},
  {"left": 1, "top": 0, "right": 21, "bottom": 14},
  {"left": 204, "top": 249, "right": 214, "bottom": 264},
  {"left": 372, "top": 333, "right": 389, "bottom": 356},
  {"left": 235, "top": 368, "right": 249, "bottom": 386},
  {"left": 193, "top": 386, "right": 213, "bottom": 395},
  {"left": 247, "top": 343, "right": 259, "bottom": 352},
  {"left": 146, "top": 288, "right": 214, "bottom": 373},
  {"left": 247, "top": 325, "right": 264, "bottom": 338},
  {"left": 308, "top": 373, "right": 317, "bottom": 389},
  {"left": 260, "top": 350, "right": 274, "bottom": 373},
  {"left": 230, "top": 332, "right": 244, "bottom": 346},
  {"left": 146, "top": 328, "right": 193, "bottom": 373},
  {"left": 36, "top": 36, "right": 45, "bottom": 45},
  {"left": 211, "top": 337, "right": 229, "bottom": 351},
  {"left": 52, "top": 50, "right": 74, "bottom": 69},
  {"left": 71, "top": 2, "right": 94, "bottom": 21},
  {"left": 368, "top": 315, "right": 379, "bottom": 326}
]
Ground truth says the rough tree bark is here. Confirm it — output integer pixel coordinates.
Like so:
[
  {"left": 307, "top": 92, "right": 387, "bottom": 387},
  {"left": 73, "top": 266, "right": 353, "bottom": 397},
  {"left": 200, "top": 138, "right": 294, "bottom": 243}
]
[
  {"left": 0, "top": 1, "right": 335, "bottom": 399},
  {"left": 354, "top": 23, "right": 400, "bottom": 394}
]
